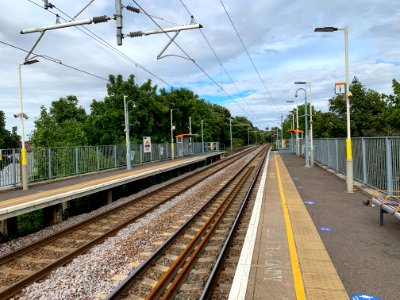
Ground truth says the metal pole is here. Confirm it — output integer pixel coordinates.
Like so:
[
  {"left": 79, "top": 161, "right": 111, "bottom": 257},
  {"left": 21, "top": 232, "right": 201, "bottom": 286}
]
[
  {"left": 230, "top": 118, "right": 233, "bottom": 151},
  {"left": 124, "top": 95, "right": 131, "bottom": 169},
  {"left": 304, "top": 91, "right": 310, "bottom": 167},
  {"left": 309, "top": 82, "right": 314, "bottom": 166},
  {"left": 296, "top": 88, "right": 310, "bottom": 167},
  {"left": 344, "top": 26, "right": 354, "bottom": 192},
  {"left": 291, "top": 113, "right": 295, "bottom": 152},
  {"left": 201, "top": 120, "right": 204, "bottom": 154},
  {"left": 247, "top": 127, "right": 249, "bottom": 145},
  {"left": 296, "top": 106, "right": 300, "bottom": 156},
  {"left": 170, "top": 108, "right": 174, "bottom": 160},
  {"left": 281, "top": 114, "right": 283, "bottom": 148},
  {"left": 18, "top": 64, "right": 28, "bottom": 190}
]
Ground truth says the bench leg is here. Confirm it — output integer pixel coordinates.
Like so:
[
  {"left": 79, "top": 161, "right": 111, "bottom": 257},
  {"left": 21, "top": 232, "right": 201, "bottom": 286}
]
[{"left": 380, "top": 208, "right": 385, "bottom": 226}]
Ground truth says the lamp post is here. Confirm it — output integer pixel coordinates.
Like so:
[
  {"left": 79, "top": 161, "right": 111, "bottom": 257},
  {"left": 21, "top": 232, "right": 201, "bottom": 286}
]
[
  {"left": 295, "top": 81, "right": 314, "bottom": 166},
  {"left": 201, "top": 119, "right": 204, "bottom": 154},
  {"left": 170, "top": 106, "right": 175, "bottom": 160},
  {"left": 229, "top": 117, "right": 233, "bottom": 151},
  {"left": 287, "top": 100, "right": 300, "bottom": 156},
  {"left": 295, "top": 87, "right": 310, "bottom": 168},
  {"left": 17, "top": 59, "right": 39, "bottom": 190},
  {"left": 315, "top": 26, "right": 353, "bottom": 192},
  {"left": 124, "top": 95, "right": 136, "bottom": 170}
]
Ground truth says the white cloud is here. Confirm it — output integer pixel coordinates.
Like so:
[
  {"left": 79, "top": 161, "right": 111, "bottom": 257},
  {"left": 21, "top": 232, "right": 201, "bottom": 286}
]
[{"left": 0, "top": 0, "right": 399, "bottom": 138}]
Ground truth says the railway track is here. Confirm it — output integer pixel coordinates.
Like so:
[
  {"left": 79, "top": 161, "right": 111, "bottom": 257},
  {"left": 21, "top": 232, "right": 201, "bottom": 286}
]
[
  {"left": 106, "top": 145, "right": 269, "bottom": 299},
  {"left": 0, "top": 146, "right": 260, "bottom": 299}
]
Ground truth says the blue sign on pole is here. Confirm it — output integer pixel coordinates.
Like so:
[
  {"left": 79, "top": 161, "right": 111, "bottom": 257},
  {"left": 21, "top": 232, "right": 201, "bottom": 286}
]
[{"left": 351, "top": 294, "right": 380, "bottom": 300}]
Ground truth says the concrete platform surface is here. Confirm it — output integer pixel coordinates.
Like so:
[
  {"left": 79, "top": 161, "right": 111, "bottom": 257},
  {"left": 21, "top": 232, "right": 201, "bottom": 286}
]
[
  {"left": 231, "top": 150, "right": 399, "bottom": 300},
  {"left": 0, "top": 153, "right": 220, "bottom": 221},
  {"left": 280, "top": 152, "right": 400, "bottom": 300}
]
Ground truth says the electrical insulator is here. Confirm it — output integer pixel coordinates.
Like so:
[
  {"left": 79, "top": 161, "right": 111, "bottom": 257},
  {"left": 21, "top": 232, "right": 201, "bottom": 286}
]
[
  {"left": 93, "top": 16, "right": 109, "bottom": 24},
  {"left": 126, "top": 6, "right": 140, "bottom": 13},
  {"left": 128, "top": 31, "right": 143, "bottom": 38}
]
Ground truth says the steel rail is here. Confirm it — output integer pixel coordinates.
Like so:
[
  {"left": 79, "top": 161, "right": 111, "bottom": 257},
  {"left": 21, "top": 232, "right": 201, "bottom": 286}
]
[
  {"left": 158, "top": 167, "right": 254, "bottom": 299},
  {"left": 199, "top": 146, "right": 270, "bottom": 299},
  {"left": 0, "top": 147, "right": 258, "bottom": 299},
  {"left": 105, "top": 145, "right": 268, "bottom": 299},
  {"left": 0, "top": 147, "right": 252, "bottom": 265}
]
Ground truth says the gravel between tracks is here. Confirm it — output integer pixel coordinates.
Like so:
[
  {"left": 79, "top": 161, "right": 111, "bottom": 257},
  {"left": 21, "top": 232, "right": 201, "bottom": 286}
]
[{"left": 8, "top": 154, "right": 254, "bottom": 299}]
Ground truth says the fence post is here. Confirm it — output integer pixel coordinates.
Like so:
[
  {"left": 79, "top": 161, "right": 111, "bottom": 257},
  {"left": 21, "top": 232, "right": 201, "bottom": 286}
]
[
  {"left": 140, "top": 144, "right": 143, "bottom": 164},
  {"left": 12, "top": 149, "right": 17, "bottom": 185},
  {"left": 96, "top": 146, "right": 100, "bottom": 170},
  {"left": 48, "top": 147, "right": 52, "bottom": 180},
  {"left": 385, "top": 137, "right": 393, "bottom": 195},
  {"left": 114, "top": 145, "right": 117, "bottom": 168},
  {"left": 335, "top": 139, "right": 339, "bottom": 172},
  {"left": 75, "top": 147, "right": 79, "bottom": 175},
  {"left": 361, "top": 138, "right": 367, "bottom": 185}
]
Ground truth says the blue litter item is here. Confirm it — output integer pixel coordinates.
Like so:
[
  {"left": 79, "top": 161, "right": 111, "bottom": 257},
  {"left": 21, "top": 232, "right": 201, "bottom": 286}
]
[
  {"left": 319, "top": 227, "right": 332, "bottom": 232},
  {"left": 351, "top": 294, "right": 380, "bottom": 300}
]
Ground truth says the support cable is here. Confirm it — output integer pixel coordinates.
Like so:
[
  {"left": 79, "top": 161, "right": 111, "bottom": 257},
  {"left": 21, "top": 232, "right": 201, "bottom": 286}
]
[
  {"left": 178, "top": 0, "right": 264, "bottom": 126},
  {"left": 26, "top": 0, "right": 172, "bottom": 87},
  {"left": 0, "top": 39, "right": 109, "bottom": 81},
  {"left": 219, "top": 0, "right": 278, "bottom": 109},
  {"left": 131, "top": 0, "right": 250, "bottom": 118}
]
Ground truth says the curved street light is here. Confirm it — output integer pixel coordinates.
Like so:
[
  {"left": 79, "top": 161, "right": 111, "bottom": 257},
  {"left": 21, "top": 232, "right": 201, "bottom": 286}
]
[
  {"left": 17, "top": 58, "right": 39, "bottom": 190},
  {"left": 286, "top": 100, "right": 300, "bottom": 156},
  {"left": 295, "top": 87, "right": 310, "bottom": 168},
  {"left": 124, "top": 95, "right": 136, "bottom": 169},
  {"left": 295, "top": 81, "right": 314, "bottom": 166},
  {"left": 315, "top": 26, "right": 353, "bottom": 192}
]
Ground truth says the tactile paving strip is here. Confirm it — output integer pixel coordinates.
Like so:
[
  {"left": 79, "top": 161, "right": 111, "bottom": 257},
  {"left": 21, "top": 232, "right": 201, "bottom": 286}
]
[{"left": 276, "top": 154, "right": 349, "bottom": 300}]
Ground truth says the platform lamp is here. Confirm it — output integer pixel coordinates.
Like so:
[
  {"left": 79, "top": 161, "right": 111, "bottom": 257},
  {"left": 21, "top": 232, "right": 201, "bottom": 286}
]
[
  {"left": 295, "top": 87, "right": 310, "bottom": 168},
  {"left": 17, "top": 58, "right": 39, "bottom": 190},
  {"left": 201, "top": 120, "right": 204, "bottom": 154},
  {"left": 315, "top": 26, "right": 353, "bottom": 192},
  {"left": 124, "top": 95, "right": 136, "bottom": 170},
  {"left": 295, "top": 81, "right": 313, "bottom": 166},
  {"left": 170, "top": 103, "right": 175, "bottom": 160},
  {"left": 229, "top": 117, "right": 233, "bottom": 151},
  {"left": 286, "top": 100, "right": 299, "bottom": 156}
]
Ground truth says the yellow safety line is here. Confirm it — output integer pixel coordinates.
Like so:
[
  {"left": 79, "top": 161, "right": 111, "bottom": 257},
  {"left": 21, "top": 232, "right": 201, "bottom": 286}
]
[{"left": 274, "top": 154, "right": 306, "bottom": 300}]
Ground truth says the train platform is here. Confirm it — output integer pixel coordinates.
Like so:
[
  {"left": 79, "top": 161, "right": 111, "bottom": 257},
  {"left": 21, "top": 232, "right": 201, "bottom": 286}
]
[
  {"left": 0, "top": 152, "right": 222, "bottom": 224},
  {"left": 230, "top": 150, "right": 400, "bottom": 300}
]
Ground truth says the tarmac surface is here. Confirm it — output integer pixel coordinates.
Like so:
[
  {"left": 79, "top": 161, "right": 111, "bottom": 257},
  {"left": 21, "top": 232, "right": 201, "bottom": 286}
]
[{"left": 280, "top": 151, "right": 400, "bottom": 300}]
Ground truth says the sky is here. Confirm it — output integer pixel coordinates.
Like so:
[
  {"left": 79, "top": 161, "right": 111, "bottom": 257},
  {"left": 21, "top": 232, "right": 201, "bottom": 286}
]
[{"left": 1, "top": 0, "right": 399, "bottom": 139}]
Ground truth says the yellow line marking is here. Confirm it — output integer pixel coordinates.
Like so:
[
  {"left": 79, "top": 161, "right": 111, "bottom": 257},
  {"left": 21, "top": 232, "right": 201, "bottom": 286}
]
[{"left": 274, "top": 154, "right": 306, "bottom": 300}]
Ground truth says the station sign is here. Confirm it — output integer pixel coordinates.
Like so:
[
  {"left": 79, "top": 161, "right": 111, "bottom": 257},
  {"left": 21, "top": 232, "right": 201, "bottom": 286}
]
[
  {"left": 143, "top": 136, "right": 152, "bottom": 153},
  {"left": 335, "top": 82, "right": 346, "bottom": 94}
]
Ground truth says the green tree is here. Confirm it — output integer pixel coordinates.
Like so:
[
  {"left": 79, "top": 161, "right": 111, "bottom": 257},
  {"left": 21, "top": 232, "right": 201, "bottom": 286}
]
[
  {"left": 0, "top": 110, "right": 19, "bottom": 149},
  {"left": 31, "top": 95, "right": 88, "bottom": 147},
  {"left": 327, "top": 77, "right": 387, "bottom": 137},
  {"left": 382, "top": 79, "right": 400, "bottom": 135}
]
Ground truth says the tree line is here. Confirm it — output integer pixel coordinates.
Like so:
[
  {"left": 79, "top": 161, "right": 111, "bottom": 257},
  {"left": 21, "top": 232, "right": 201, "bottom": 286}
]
[
  {"left": 281, "top": 78, "right": 400, "bottom": 139},
  {"left": 1, "top": 75, "right": 399, "bottom": 150},
  {"left": 28, "top": 74, "right": 257, "bottom": 149}
]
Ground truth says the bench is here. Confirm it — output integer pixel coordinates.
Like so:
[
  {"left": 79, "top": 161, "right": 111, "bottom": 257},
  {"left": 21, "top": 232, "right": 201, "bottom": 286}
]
[{"left": 371, "top": 194, "right": 400, "bottom": 225}]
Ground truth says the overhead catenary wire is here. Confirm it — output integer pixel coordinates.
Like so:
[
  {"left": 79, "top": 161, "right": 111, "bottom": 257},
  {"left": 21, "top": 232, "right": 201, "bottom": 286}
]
[
  {"left": 131, "top": 0, "right": 251, "bottom": 118},
  {"left": 219, "top": 0, "right": 279, "bottom": 110},
  {"left": 0, "top": 39, "right": 109, "bottom": 82},
  {"left": 178, "top": 0, "right": 264, "bottom": 127},
  {"left": 26, "top": 0, "right": 172, "bottom": 87}
]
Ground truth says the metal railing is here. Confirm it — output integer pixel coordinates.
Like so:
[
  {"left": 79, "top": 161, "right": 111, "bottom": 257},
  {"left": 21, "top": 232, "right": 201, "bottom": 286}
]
[
  {"left": 306, "top": 137, "right": 400, "bottom": 195},
  {"left": 0, "top": 142, "right": 219, "bottom": 188}
]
